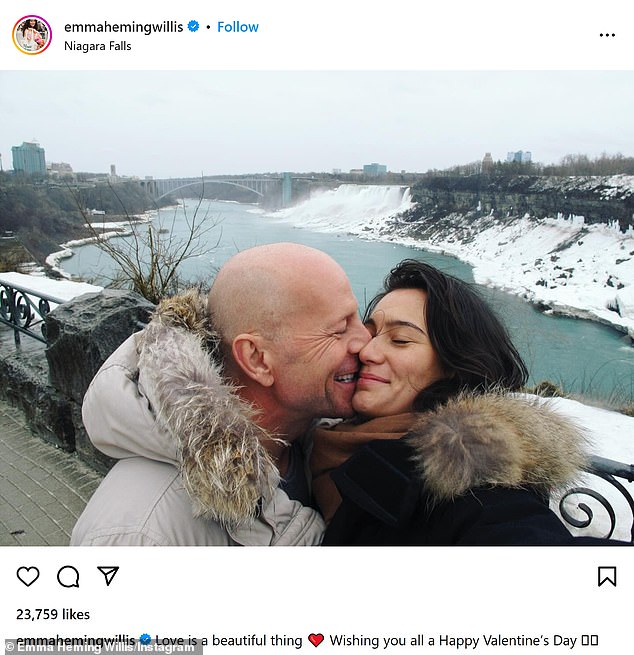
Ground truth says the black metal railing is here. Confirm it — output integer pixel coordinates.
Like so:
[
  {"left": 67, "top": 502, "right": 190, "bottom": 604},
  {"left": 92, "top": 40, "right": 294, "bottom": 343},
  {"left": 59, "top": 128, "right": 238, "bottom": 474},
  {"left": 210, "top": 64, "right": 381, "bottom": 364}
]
[
  {"left": 0, "top": 276, "right": 66, "bottom": 348},
  {"left": 558, "top": 455, "right": 634, "bottom": 543}
]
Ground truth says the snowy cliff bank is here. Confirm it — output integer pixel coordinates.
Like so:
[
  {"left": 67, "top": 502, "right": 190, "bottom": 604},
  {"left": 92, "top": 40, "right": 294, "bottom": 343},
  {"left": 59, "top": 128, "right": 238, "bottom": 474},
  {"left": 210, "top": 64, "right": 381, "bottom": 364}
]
[
  {"left": 386, "top": 211, "right": 634, "bottom": 340},
  {"left": 273, "top": 180, "right": 634, "bottom": 340},
  {"left": 388, "top": 175, "right": 634, "bottom": 339}
]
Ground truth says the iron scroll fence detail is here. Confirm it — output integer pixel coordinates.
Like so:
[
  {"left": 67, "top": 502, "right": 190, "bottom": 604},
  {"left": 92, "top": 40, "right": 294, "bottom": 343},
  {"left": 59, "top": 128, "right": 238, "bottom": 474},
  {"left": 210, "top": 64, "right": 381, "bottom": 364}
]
[
  {"left": 558, "top": 455, "right": 634, "bottom": 543},
  {"left": 0, "top": 277, "right": 66, "bottom": 347}
]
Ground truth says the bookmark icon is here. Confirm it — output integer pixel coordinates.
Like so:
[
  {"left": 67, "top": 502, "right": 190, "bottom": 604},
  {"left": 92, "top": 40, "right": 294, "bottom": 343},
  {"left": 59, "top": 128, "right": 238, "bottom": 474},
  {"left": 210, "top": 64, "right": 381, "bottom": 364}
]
[{"left": 597, "top": 566, "right": 616, "bottom": 587}]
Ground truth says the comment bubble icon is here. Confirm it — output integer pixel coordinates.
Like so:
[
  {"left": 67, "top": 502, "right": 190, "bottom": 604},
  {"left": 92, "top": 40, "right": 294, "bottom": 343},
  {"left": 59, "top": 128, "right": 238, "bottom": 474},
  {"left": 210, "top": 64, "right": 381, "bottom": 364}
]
[{"left": 57, "top": 565, "right": 80, "bottom": 588}]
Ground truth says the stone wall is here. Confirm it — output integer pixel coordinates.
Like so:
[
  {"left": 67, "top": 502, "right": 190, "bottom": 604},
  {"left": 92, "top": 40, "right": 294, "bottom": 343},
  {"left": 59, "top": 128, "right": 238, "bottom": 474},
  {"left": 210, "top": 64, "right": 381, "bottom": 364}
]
[{"left": 0, "top": 289, "right": 154, "bottom": 473}]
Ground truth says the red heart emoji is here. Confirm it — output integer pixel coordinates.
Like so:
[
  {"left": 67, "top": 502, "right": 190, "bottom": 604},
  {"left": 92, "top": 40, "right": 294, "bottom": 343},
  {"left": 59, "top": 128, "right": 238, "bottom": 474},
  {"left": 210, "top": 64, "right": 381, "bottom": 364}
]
[{"left": 308, "top": 634, "right": 324, "bottom": 647}]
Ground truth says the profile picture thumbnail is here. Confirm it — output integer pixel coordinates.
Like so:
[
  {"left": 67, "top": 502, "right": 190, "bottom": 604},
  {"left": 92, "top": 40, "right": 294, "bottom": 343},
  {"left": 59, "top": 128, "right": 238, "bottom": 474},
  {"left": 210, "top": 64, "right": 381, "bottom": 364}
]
[{"left": 13, "top": 15, "right": 52, "bottom": 55}]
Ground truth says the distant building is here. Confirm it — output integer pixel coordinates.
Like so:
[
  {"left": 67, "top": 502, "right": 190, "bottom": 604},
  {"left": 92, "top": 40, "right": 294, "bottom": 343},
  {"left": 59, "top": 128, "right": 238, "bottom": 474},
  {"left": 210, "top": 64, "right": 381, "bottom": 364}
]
[
  {"left": 349, "top": 169, "right": 364, "bottom": 176},
  {"left": 108, "top": 164, "right": 119, "bottom": 183},
  {"left": 506, "top": 150, "right": 532, "bottom": 164},
  {"left": 48, "top": 162, "right": 74, "bottom": 178},
  {"left": 363, "top": 162, "right": 387, "bottom": 177},
  {"left": 12, "top": 141, "right": 46, "bottom": 175},
  {"left": 482, "top": 152, "right": 494, "bottom": 173}
]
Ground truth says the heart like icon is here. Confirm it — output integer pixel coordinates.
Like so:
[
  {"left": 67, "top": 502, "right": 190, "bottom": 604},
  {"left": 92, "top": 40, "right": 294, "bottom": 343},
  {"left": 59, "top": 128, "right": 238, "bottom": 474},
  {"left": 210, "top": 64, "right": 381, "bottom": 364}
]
[
  {"left": 308, "top": 634, "right": 324, "bottom": 647},
  {"left": 17, "top": 566, "right": 40, "bottom": 587}
]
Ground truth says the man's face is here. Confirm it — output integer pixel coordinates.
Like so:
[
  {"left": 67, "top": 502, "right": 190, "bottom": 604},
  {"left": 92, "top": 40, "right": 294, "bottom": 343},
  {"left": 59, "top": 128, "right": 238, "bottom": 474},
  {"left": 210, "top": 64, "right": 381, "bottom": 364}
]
[{"left": 270, "top": 275, "right": 370, "bottom": 420}]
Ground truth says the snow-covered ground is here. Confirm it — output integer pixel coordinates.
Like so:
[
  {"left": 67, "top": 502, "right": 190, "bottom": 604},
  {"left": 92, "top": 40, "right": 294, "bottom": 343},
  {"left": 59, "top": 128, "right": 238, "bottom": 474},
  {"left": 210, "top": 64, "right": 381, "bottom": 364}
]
[
  {"left": 45, "top": 215, "right": 154, "bottom": 278},
  {"left": 0, "top": 271, "right": 102, "bottom": 304}
]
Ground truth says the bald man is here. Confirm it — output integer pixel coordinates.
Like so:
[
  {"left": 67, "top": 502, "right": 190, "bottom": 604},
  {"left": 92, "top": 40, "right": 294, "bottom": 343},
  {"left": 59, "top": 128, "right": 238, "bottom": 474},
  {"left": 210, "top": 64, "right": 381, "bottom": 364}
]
[{"left": 71, "top": 243, "right": 369, "bottom": 546}]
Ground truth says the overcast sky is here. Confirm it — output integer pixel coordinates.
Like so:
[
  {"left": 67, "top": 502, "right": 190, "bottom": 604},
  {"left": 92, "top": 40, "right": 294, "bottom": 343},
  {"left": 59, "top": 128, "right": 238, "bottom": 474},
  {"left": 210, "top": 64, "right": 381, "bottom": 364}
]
[{"left": 2, "top": 71, "right": 634, "bottom": 178}]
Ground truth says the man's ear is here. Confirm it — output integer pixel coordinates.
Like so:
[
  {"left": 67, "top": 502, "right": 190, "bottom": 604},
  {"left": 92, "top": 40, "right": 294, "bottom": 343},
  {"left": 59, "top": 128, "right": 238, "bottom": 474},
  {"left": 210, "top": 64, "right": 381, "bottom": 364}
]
[{"left": 231, "top": 334, "right": 275, "bottom": 387}]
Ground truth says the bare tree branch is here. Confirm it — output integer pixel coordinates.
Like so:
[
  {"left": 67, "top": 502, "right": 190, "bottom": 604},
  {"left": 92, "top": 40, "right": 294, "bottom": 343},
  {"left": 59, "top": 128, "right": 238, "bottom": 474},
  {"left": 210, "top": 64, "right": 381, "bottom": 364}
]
[{"left": 72, "top": 178, "right": 222, "bottom": 303}]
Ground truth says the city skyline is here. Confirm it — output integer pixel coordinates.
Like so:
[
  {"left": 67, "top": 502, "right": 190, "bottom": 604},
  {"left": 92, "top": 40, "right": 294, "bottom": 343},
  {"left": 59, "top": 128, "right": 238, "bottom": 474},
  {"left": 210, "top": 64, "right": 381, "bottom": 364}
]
[{"left": 1, "top": 71, "right": 633, "bottom": 178}]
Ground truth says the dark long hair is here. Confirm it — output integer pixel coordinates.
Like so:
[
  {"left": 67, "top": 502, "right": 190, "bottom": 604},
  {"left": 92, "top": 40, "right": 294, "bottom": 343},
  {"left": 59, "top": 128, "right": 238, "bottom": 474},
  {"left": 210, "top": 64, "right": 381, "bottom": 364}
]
[
  {"left": 21, "top": 19, "right": 41, "bottom": 35},
  {"left": 364, "top": 259, "right": 528, "bottom": 411}
]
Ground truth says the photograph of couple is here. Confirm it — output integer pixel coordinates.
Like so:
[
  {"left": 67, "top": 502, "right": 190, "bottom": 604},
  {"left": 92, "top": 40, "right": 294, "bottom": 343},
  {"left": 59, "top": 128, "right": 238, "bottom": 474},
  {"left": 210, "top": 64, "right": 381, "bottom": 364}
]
[
  {"left": 2, "top": 71, "right": 633, "bottom": 548},
  {"left": 70, "top": 243, "right": 629, "bottom": 546}
]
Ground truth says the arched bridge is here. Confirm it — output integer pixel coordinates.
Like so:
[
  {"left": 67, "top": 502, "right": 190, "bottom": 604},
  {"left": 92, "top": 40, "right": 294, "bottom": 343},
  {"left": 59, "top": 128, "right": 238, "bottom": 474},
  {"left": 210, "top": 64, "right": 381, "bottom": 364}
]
[{"left": 140, "top": 175, "right": 292, "bottom": 206}]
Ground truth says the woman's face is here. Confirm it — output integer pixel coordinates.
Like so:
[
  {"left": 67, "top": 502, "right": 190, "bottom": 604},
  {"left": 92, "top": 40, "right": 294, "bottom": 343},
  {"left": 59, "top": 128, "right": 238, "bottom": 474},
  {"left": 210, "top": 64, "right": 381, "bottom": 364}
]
[{"left": 352, "top": 288, "right": 446, "bottom": 419}]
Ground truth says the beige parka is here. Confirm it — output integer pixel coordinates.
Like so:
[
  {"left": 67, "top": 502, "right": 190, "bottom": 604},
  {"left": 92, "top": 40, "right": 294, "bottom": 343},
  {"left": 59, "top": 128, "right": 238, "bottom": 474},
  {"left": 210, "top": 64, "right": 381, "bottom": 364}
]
[{"left": 71, "top": 292, "right": 325, "bottom": 546}]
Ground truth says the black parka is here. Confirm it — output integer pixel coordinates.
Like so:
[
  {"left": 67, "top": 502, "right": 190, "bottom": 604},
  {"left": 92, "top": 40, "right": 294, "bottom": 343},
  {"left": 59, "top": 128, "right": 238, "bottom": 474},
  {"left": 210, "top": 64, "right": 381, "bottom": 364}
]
[
  {"left": 321, "top": 394, "right": 625, "bottom": 546},
  {"left": 324, "top": 439, "right": 579, "bottom": 545}
]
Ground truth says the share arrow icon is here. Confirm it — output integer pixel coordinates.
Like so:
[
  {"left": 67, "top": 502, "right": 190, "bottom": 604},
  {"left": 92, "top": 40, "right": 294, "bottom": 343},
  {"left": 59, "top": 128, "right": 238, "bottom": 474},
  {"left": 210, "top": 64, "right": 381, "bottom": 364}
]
[{"left": 97, "top": 566, "right": 119, "bottom": 586}]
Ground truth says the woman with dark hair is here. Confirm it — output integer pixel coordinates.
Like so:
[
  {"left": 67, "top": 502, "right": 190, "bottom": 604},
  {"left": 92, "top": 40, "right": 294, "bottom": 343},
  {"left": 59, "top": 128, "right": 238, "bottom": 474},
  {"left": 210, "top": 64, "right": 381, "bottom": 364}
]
[
  {"left": 311, "top": 259, "right": 591, "bottom": 545},
  {"left": 19, "top": 18, "right": 45, "bottom": 51},
  {"left": 362, "top": 259, "right": 529, "bottom": 411}
]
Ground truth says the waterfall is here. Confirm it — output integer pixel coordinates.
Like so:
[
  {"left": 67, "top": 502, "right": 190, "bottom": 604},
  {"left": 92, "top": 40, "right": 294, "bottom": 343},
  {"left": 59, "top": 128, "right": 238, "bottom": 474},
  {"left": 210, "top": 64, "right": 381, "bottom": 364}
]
[{"left": 270, "top": 184, "right": 412, "bottom": 233}]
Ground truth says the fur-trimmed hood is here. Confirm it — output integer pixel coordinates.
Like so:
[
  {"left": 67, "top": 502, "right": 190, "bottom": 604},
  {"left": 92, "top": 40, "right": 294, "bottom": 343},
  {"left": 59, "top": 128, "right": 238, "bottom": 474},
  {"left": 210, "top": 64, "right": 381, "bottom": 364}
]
[
  {"left": 406, "top": 392, "right": 589, "bottom": 501},
  {"left": 320, "top": 395, "right": 593, "bottom": 544},
  {"left": 91, "top": 289, "right": 280, "bottom": 528},
  {"left": 312, "top": 392, "right": 589, "bottom": 526}
]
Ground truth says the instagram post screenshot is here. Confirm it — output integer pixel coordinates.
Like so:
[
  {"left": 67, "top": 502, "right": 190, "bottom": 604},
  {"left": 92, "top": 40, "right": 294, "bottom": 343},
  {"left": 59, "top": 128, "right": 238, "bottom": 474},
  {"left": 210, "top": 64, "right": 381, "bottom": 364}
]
[{"left": 0, "top": 0, "right": 632, "bottom": 653}]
